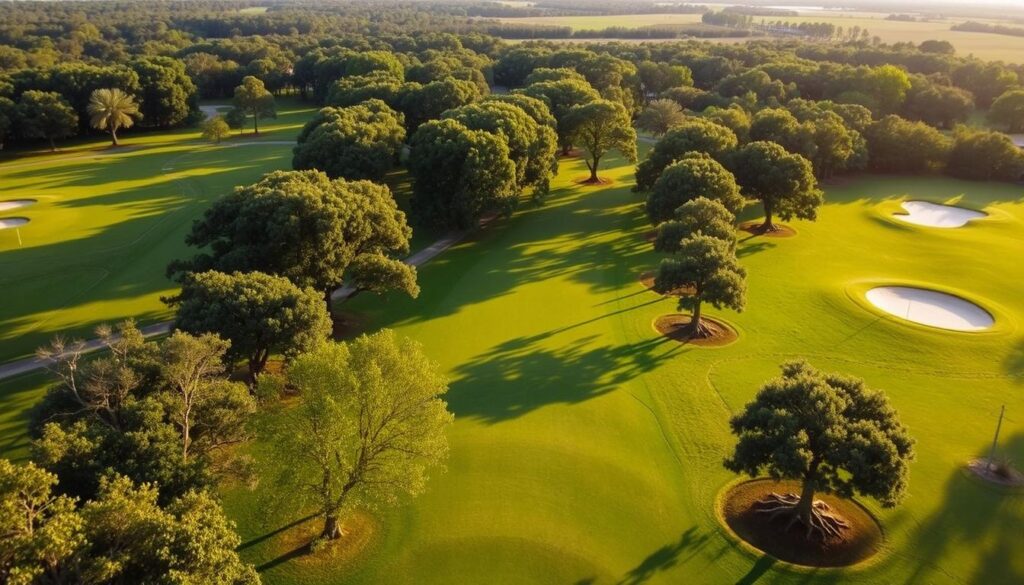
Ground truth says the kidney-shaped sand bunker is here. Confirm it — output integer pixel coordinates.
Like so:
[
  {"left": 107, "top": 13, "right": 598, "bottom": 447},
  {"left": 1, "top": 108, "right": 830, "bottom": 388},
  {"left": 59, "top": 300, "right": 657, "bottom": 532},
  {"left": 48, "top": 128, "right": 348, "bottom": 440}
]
[
  {"left": 0, "top": 217, "right": 30, "bottom": 230},
  {"left": 865, "top": 286, "right": 993, "bottom": 331},
  {"left": 894, "top": 201, "right": 986, "bottom": 228}
]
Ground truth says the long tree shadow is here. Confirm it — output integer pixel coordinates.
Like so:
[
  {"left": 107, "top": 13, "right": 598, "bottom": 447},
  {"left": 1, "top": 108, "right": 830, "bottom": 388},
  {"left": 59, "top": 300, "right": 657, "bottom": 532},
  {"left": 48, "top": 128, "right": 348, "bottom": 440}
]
[
  {"left": 904, "top": 431, "right": 1024, "bottom": 584},
  {"left": 448, "top": 331, "right": 684, "bottom": 424},
  {"left": 618, "top": 527, "right": 713, "bottom": 584}
]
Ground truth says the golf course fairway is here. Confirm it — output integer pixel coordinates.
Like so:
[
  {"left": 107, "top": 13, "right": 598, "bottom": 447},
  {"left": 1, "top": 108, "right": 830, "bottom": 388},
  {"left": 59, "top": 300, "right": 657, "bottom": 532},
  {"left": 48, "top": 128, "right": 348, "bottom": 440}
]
[{"left": 0, "top": 136, "right": 1021, "bottom": 583}]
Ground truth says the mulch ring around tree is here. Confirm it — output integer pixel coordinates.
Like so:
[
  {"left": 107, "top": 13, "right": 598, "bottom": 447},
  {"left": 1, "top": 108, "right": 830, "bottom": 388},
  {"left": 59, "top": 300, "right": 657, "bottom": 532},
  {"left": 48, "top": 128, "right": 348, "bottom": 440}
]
[
  {"left": 653, "top": 313, "right": 737, "bottom": 347},
  {"left": 719, "top": 479, "right": 883, "bottom": 568},
  {"left": 574, "top": 175, "right": 616, "bottom": 187},
  {"left": 739, "top": 221, "right": 797, "bottom": 238},
  {"left": 272, "top": 510, "right": 379, "bottom": 569},
  {"left": 966, "top": 458, "right": 1024, "bottom": 489},
  {"left": 643, "top": 229, "right": 657, "bottom": 243},
  {"left": 639, "top": 271, "right": 695, "bottom": 297}
]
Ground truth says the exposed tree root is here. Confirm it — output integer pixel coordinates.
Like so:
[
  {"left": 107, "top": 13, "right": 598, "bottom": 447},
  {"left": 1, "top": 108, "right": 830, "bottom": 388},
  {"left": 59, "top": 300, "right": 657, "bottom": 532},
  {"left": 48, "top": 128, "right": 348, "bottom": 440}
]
[{"left": 753, "top": 492, "right": 850, "bottom": 541}]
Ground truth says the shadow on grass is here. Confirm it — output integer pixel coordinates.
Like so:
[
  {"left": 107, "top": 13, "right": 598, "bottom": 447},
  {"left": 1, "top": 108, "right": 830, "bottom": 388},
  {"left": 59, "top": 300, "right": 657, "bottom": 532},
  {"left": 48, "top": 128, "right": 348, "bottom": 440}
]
[
  {"left": 618, "top": 526, "right": 713, "bottom": 584},
  {"left": 449, "top": 326, "right": 684, "bottom": 423},
  {"left": 904, "top": 431, "right": 1024, "bottom": 584}
]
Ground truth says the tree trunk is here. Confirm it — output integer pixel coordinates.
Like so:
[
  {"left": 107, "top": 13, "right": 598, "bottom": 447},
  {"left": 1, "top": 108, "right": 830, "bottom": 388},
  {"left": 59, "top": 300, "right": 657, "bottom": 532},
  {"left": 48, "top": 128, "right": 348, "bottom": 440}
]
[
  {"left": 588, "top": 156, "right": 601, "bottom": 182},
  {"left": 561, "top": 143, "right": 572, "bottom": 156},
  {"left": 111, "top": 127, "right": 119, "bottom": 147},
  {"left": 324, "top": 288, "right": 335, "bottom": 320},
  {"left": 253, "top": 114, "right": 259, "bottom": 135},
  {"left": 49, "top": 137, "right": 56, "bottom": 152},
  {"left": 759, "top": 202, "right": 776, "bottom": 232},
  {"left": 795, "top": 478, "right": 816, "bottom": 526},
  {"left": 322, "top": 514, "right": 343, "bottom": 540}
]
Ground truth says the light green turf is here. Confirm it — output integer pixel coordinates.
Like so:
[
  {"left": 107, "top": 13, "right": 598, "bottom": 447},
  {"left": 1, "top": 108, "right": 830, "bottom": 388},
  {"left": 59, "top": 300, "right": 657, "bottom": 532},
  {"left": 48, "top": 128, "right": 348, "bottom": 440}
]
[
  {"left": 215, "top": 150, "right": 1024, "bottom": 584},
  {"left": 499, "top": 13, "right": 1024, "bottom": 63},
  {"left": 2, "top": 125, "right": 1023, "bottom": 582},
  {"left": 0, "top": 100, "right": 319, "bottom": 363}
]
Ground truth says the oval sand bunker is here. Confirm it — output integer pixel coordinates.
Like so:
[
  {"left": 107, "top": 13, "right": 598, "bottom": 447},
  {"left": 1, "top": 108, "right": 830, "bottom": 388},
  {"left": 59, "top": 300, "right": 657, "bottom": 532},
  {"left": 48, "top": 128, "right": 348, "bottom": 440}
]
[
  {"left": 866, "top": 286, "right": 993, "bottom": 331},
  {"left": 0, "top": 217, "right": 29, "bottom": 230},
  {"left": 895, "top": 201, "right": 985, "bottom": 228},
  {"left": 0, "top": 199, "right": 36, "bottom": 212}
]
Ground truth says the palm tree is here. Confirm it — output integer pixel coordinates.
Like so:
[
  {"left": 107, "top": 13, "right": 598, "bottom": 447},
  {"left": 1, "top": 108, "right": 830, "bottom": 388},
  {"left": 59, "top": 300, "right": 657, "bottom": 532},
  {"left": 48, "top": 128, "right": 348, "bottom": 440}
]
[{"left": 87, "top": 88, "right": 140, "bottom": 146}]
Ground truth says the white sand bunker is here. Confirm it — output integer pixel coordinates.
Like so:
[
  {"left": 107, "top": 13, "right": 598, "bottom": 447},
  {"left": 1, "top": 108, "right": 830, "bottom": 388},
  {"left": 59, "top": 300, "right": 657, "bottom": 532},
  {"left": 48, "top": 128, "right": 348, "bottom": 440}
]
[
  {"left": 895, "top": 201, "right": 985, "bottom": 228},
  {"left": 866, "top": 286, "right": 993, "bottom": 331},
  {"left": 0, "top": 199, "right": 35, "bottom": 212},
  {"left": 0, "top": 217, "right": 29, "bottom": 230}
]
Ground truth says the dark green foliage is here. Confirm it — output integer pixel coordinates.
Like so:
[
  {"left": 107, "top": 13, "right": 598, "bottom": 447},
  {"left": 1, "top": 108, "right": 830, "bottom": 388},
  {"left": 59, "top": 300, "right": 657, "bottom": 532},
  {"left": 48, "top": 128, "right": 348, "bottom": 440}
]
[
  {"left": 232, "top": 75, "right": 275, "bottom": 134},
  {"left": 946, "top": 127, "right": 1024, "bottom": 181},
  {"left": 653, "top": 197, "right": 736, "bottom": 255},
  {"left": 564, "top": 98, "right": 637, "bottom": 182},
  {"left": 635, "top": 117, "right": 738, "bottom": 191},
  {"left": 408, "top": 118, "right": 518, "bottom": 229},
  {"left": 654, "top": 234, "right": 746, "bottom": 335},
  {"left": 15, "top": 90, "right": 77, "bottom": 150},
  {"left": 646, "top": 152, "right": 745, "bottom": 224},
  {"left": 293, "top": 99, "right": 406, "bottom": 181},
  {"left": 170, "top": 170, "right": 418, "bottom": 306},
  {"left": 131, "top": 56, "right": 197, "bottom": 128},
  {"left": 729, "top": 141, "right": 823, "bottom": 230},
  {"left": 865, "top": 115, "right": 951, "bottom": 173},
  {"left": 726, "top": 361, "right": 915, "bottom": 520},
  {"left": 173, "top": 270, "right": 332, "bottom": 381},
  {"left": 444, "top": 99, "right": 557, "bottom": 196},
  {"left": 519, "top": 78, "right": 601, "bottom": 154},
  {"left": 988, "top": 89, "right": 1024, "bottom": 133}
]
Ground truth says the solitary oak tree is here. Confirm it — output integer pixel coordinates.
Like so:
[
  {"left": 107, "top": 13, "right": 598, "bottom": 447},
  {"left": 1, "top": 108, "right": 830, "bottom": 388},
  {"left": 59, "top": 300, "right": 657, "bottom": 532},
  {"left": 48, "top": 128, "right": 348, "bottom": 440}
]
[
  {"left": 564, "top": 99, "right": 637, "bottom": 183},
  {"left": 646, "top": 152, "right": 745, "bottom": 224},
  {"left": 172, "top": 270, "right": 331, "bottom": 382},
  {"left": 654, "top": 197, "right": 736, "bottom": 255},
  {"left": 87, "top": 88, "right": 140, "bottom": 146},
  {"left": 725, "top": 361, "right": 915, "bottom": 540},
  {"left": 271, "top": 330, "right": 453, "bottom": 541},
  {"left": 729, "top": 141, "right": 823, "bottom": 232},
  {"left": 169, "top": 170, "right": 418, "bottom": 316},
  {"left": 200, "top": 115, "right": 232, "bottom": 144},
  {"left": 232, "top": 75, "right": 275, "bottom": 134},
  {"left": 654, "top": 234, "right": 746, "bottom": 337}
]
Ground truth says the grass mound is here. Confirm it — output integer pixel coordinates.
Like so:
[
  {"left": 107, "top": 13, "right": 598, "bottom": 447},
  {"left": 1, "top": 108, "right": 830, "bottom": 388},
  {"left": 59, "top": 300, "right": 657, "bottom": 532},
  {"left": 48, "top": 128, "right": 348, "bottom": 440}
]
[{"left": 720, "top": 479, "right": 883, "bottom": 568}]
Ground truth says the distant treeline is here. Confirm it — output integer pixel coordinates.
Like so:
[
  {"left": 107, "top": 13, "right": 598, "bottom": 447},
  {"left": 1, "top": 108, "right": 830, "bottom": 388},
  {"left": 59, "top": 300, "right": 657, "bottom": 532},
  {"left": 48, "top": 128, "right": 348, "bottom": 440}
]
[{"left": 951, "top": 21, "right": 1024, "bottom": 39}]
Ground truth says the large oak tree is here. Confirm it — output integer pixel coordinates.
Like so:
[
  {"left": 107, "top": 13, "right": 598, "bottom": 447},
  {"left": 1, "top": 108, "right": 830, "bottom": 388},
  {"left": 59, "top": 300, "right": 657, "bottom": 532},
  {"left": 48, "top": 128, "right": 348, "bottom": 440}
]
[
  {"left": 169, "top": 170, "right": 418, "bottom": 314},
  {"left": 729, "top": 141, "right": 823, "bottom": 232},
  {"left": 725, "top": 361, "right": 915, "bottom": 540}
]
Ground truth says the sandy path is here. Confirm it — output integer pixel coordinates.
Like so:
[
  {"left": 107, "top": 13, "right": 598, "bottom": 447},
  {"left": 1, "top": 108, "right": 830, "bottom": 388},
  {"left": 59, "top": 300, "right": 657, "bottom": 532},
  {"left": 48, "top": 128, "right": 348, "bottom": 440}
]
[{"left": 0, "top": 217, "right": 491, "bottom": 381}]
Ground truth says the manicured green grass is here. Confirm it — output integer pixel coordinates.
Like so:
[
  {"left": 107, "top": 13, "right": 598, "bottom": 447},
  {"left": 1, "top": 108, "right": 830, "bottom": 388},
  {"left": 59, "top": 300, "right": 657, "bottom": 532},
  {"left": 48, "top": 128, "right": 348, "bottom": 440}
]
[
  {"left": 0, "top": 99, "right": 316, "bottom": 363},
  {"left": 499, "top": 13, "right": 1024, "bottom": 63},
  {"left": 2, "top": 115, "right": 1022, "bottom": 582},
  {"left": 218, "top": 150, "right": 1023, "bottom": 583}
]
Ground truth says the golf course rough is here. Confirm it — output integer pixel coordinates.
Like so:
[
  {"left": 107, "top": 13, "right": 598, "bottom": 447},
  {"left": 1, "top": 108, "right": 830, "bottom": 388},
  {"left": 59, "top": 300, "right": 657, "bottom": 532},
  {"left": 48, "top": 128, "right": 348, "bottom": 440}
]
[
  {"left": 865, "top": 286, "right": 994, "bottom": 331},
  {"left": 894, "top": 200, "right": 987, "bottom": 228}
]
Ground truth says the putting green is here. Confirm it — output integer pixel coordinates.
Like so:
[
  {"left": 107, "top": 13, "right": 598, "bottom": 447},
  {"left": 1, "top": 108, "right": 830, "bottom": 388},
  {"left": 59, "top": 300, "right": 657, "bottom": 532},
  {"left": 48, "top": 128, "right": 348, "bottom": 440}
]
[{"left": 1, "top": 137, "right": 1023, "bottom": 583}]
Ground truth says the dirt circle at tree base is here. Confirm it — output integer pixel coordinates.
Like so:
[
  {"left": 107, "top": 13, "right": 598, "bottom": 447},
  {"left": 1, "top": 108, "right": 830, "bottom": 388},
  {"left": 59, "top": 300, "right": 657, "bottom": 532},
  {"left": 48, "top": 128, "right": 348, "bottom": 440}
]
[
  {"left": 639, "top": 270, "right": 694, "bottom": 297},
  {"left": 966, "top": 458, "right": 1024, "bottom": 489},
  {"left": 653, "top": 313, "right": 737, "bottom": 346},
  {"left": 719, "top": 478, "right": 883, "bottom": 568},
  {"left": 738, "top": 220, "right": 797, "bottom": 238},
  {"left": 573, "top": 175, "right": 615, "bottom": 186},
  {"left": 274, "top": 510, "right": 379, "bottom": 569}
]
